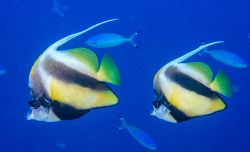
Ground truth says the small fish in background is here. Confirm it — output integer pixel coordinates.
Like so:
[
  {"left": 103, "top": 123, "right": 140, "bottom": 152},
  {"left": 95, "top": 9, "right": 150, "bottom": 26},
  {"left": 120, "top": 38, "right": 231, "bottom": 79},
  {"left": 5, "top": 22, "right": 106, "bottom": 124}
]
[
  {"left": 55, "top": 143, "right": 67, "bottom": 149},
  {"left": 199, "top": 49, "right": 248, "bottom": 68},
  {"left": 52, "top": 0, "right": 67, "bottom": 17},
  {"left": 0, "top": 65, "right": 6, "bottom": 75},
  {"left": 232, "top": 85, "right": 241, "bottom": 93},
  {"left": 13, "top": 0, "right": 19, "bottom": 4},
  {"left": 86, "top": 31, "right": 140, "bottom": 49},
  {"left": 151, "top": 41, "right": 232, "bottom": 123},
  {"left": 118, "top": 117, "right": 157, "bottom": 150}
]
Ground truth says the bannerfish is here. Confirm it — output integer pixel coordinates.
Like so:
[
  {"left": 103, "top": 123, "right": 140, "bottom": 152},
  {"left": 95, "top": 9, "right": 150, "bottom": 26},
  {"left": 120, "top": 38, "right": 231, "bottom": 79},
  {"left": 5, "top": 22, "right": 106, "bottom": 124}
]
[
  {"left": 86, "top": 31, "right": 140, "bottom": 49},
  {"left": 118, "top": 117, "right": 157, "bottom": 150},
  {"left": 27, "top": 19, "right": 120, "bottom": 122},
  {"left": 199, "top": 49, "right": 248, "bottom": 68},
  {"left": 0, "top": 65, "right": 6, "bottom": 75},
  {"left": 151, "top": 41, "right": 233, "bottom": 123}
]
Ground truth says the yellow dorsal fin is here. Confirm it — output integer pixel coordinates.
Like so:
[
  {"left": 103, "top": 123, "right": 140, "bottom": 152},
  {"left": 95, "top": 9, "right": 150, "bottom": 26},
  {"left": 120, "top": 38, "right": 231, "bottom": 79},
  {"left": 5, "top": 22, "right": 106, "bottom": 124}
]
[
  {"left": 97, "top": 54, "right": 120, "bottom": 85},
  {"left": 185, "top": 62, "right": 213, "bottom": 82},
  {"left": 210, "top": 71, "right": 232, "bottom": 98},
  {"left": 65, "top": 48, "right": 98, "bottom": 72}
]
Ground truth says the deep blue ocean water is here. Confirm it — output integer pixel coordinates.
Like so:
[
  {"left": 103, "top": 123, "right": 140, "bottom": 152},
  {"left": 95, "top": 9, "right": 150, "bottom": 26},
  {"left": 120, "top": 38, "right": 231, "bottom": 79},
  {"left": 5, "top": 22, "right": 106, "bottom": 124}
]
[{"left": 1, "top": 0, "right": 250, "bottom": 151}]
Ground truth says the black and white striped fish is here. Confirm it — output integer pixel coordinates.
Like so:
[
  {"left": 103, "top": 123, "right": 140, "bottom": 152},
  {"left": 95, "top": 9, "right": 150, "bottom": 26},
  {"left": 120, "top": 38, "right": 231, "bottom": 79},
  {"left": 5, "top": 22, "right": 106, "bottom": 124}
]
[
  {"left": 27, "top": 19, "right": 120, "bottom": 122},
  {"left": 151, "top": 41, "right": 232, "bottom": 123}
]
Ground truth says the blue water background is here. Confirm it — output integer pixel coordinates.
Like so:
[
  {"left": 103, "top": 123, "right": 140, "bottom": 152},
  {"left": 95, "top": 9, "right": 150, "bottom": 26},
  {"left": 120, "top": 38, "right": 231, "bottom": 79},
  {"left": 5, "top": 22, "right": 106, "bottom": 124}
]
[{"left": 0, "top": 0, "right": 250, "bottom": 151}]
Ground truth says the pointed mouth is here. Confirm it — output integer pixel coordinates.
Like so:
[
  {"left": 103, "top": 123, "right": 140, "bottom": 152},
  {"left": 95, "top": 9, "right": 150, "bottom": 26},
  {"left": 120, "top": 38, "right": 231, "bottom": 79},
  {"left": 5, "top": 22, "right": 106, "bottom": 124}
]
[
  {"left": 27, "top": 98, "right": 51, "bottom": 121},
  {"left": 27, "top": 105, "right": 50, "bottom": 121},
  {"left": 151, "top": 104, "right": 168, "bottom": 117}
]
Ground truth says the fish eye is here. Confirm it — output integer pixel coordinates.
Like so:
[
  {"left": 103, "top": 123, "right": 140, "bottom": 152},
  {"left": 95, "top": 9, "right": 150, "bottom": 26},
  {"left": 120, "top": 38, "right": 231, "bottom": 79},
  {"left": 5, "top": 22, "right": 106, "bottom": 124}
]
[
  {"left": 29, "top": 100, "right": 40, "bottom": 109},
  {"left": 153, "top": 100, "right": 161, "bottom": 108}
]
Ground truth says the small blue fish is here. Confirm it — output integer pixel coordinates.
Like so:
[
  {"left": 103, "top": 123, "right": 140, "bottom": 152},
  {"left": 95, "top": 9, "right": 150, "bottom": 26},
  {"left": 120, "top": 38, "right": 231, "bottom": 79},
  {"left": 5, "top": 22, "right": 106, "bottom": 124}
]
[
  {"left": 200, "top": 49, "right": 248, "bottom": 68},
  {"left": 0, "top": 65, "right": 6, "bottom": 75},
  {"left": 118, "top": 117, "right": 157, "bottom": 150},
  {"left": 86, "top": 31, "right": 140, "bottom": 49}
]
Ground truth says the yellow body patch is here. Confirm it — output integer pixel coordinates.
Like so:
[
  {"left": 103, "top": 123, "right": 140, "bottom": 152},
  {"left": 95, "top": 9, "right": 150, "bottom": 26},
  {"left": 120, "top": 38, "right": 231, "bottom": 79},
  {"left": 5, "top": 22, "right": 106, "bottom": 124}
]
[
  {"left": 49, "top": 78, "right": 118, "bottom": 110},
  {"left": 29, "top": 55, "right": 41, "bottom": 78},
  {"left": 167, "top": 83, "right": 225, "bottom": 117}
]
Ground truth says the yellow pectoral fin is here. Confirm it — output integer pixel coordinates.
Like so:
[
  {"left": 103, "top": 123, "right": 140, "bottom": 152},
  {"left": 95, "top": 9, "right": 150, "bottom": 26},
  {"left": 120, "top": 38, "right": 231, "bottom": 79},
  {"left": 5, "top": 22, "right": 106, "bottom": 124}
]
[{"left": 49, "top": 78, "right": 118, "bottom": 110}]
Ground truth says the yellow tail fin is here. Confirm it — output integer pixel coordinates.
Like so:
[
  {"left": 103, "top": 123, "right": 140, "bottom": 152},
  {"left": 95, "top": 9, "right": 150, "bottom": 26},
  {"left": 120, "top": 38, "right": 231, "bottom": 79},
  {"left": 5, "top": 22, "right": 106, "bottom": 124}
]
[
  {"left": 210, "top": 71, "right": 232, "bottom": 98},
  {"left": 97, "top": 54, "right": 120, "bottom": 85}
]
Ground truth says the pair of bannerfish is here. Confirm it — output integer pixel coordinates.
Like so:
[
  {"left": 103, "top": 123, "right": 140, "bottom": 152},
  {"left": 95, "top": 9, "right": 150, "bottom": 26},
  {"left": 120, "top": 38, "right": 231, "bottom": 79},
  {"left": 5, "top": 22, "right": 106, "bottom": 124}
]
[{"left": 27, "top": 18, "right": 246, "bottom": 124}]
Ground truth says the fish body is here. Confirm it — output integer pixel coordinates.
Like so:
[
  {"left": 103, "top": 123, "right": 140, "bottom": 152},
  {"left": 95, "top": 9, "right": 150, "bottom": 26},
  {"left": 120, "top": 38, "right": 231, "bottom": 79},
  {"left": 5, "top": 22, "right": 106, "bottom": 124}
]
[
  {"left": 151, "top": 41, "right": 232, "bottom": 123},
  {"left": 119, "top": 117, "right": 157, "bottom": 150},
  {"left": 86, "top": 31, "right": 139, "bottom": 49},
  {"left": 27, "top": 19, "right": 120, "bottom": 122},
  {"left": 203, "top": 50, "right": 247, "bottom": 68}
]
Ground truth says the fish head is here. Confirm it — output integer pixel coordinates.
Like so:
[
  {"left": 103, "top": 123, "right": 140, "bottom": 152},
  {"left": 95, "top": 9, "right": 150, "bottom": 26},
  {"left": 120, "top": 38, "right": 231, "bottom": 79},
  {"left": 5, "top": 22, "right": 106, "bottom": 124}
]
[{"left": 26, "top": 97, "right": 51, "bottom": 122}]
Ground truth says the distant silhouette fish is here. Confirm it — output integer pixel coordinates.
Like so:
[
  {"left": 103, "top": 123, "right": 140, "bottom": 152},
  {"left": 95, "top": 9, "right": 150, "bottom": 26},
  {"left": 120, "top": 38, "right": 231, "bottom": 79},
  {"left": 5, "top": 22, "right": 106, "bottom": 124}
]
[
  {"left": 232, "top": 85, "right": 241, "bottom": 93},
  {"left": 52, "top": 0, "right": 67, "bottom": 17},
  {"left": 200, "top": 49, "right": 248, "bottom": 68},
  {"left": 118, "top": 117, "right": 157, "bottom": 150},
  {"left": 0, "top": 65, "right": 6, "bottom": 75},
  {"left": 55, "top": 143, "right": 67, "bottom": 149},
  {"left": 86, "top": 31, "right": 140, "bottom": 49}
]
